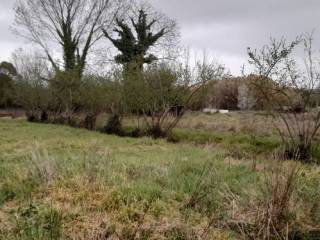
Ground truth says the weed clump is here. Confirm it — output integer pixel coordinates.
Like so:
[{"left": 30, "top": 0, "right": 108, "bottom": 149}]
[
  {"left": 11, "top": 204, "right": 63, "bottom": 240},
  {"left": 0, "top": 183, "right": 16, "bottom": 206},
  {"left": 164, "top": 226, "right": 197, "bottom": 240}
]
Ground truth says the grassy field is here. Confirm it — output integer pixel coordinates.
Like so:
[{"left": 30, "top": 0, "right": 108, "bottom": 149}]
[{"left": 0, "top": 114, "right": 320, "bottom": 239}]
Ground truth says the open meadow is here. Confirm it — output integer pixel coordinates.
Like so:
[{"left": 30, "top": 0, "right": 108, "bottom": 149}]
[
  {"left": 1, "top": 1, "right": 320, "bottom": 239},
  {"left": 0, "top": 113, "right": 319, "bottom": 239}
]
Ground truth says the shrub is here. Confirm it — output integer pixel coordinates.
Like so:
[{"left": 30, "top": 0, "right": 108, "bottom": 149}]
[
  {"left": 248, "top": 35, "right": 320, "bottom": 162},
  {"left": 103, "top": 114, "right": 124, "bottom": 136}
]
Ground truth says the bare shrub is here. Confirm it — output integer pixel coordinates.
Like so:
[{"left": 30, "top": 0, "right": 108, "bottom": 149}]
[
  {"left": 254, "top": 158, "right": 300, "bottom": 240},
  {"left": 138, "top": 57, "right": 226, "bottom": 139},
  {"left": 217, "top": 156, "right": 301, "bottom": 240},
  {"left": 248, "top": 34, "right": 320, "bottom": 162}
]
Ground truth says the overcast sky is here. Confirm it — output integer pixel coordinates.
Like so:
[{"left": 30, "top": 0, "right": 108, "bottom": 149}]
[{"left": 0, "top": 0, "right": 319, "bottom": 74}]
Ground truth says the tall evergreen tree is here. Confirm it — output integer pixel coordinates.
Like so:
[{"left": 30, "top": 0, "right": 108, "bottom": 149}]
[{"left": 103, "top": 9, "right": 166, "bottom": 72}]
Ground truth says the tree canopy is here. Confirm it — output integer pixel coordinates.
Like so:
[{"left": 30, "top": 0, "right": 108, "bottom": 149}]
[
  {"left": 14, "top": 0, "right": 126, "bottom": 77},
  {"left": 103, "top": 8, "right": 172, "bottom": 71}
]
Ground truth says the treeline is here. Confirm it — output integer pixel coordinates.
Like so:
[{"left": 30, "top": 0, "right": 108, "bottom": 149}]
[
  {"left": 0, "top": 1, "right": 195, "bottom": 138},
  {"left": 0, "top": 0, "right": 234, "bottom": 139},
  {"left": 0, "top": 50, "right": 229, "bottom": 136}
]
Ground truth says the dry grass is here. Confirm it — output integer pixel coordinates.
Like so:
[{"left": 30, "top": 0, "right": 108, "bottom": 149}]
[{"left": 177, "top": 111, "right": 276, "bottom": 137}]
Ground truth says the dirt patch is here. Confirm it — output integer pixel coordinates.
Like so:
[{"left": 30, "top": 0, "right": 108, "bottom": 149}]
[{"left": 0, "top": 109, "right": 26, "bottom": 118}]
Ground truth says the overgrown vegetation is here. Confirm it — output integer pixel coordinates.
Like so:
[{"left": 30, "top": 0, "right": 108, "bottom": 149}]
[
  {"left": 0, "top": 118, "right": 319, "bottom": 239},
  {"left": 248, "top": 35, "right": 320, "bottom": 162}
]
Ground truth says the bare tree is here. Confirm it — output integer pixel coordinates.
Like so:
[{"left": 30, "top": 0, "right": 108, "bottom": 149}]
[
  {"left": 12, "top": 49, "right": 51, "bottom": 121},
  {"left": 12, "top": 49, "right": 50, "bottom": 84},
  {"left": 139, "top": 57, "right": 226, "bottom": 139},
  {"left": 248, "top": 34, "right": 320, "bottom": 162},
  {"left": 14, "top": 0, "right": 127, "bottom": 77}
]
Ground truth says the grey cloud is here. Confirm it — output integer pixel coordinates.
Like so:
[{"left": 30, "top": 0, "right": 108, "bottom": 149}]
[
  {"left": 1, "top": 0, "right": 320, "bottom": 73},
  {"left": 149, "top": 0, "right": 320, "bottom": 73},
  {"left": 0, "top": 0, "right": 14, "bottom": 10},
  {"left": 0, "top": 0, "right": 24, "bottom": 62},
  {"left": 150, "top": 0, "right": 320, "bottom": 24}
]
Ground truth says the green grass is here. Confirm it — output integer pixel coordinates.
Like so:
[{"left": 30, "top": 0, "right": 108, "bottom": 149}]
[
  {"left": 172, "top": 128, "right": 280, "bottom": 155},
  {"left": 0, "top": 119, "right": 319, "bottom": 239}
]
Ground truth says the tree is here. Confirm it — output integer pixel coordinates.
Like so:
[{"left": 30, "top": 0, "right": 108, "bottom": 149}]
[
  {"left": 14, "top": 0, "right": 126, "bottom": 77},
  {"left": 211, "top": 77, "right": 241, "bottom": 110},
  {"left": 138, "top": 63, "right": 188, "bottom": 138},
  {"left": 248, "top": 35, "right": 320, "bottom": 162},
  {"left": 12, "top": 49, "right": 51, "bottom": 121},
  {"left": 103, "top": 9, "right": 169, "bottom": 72},
  {"left": 188, "top": 54, "right": 228, "bottom": 110},
  {"left": 0, "top": 62, "right": 17, "bottom": 107},
  {"left": 79, "top": 72, "right": 123, "bottom": 131},
  {"left": 102, "top": 5, "right": 179, "bottom": 133},
  {"left": 135, "top": 58, "right": 226, "bottom": 139}
]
